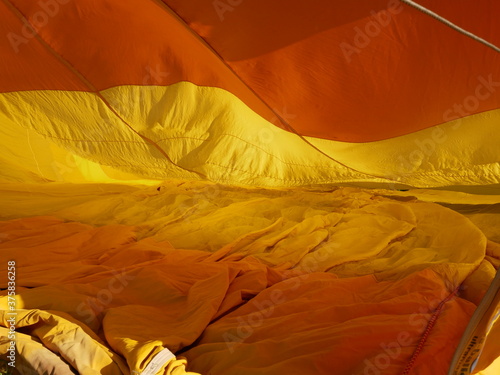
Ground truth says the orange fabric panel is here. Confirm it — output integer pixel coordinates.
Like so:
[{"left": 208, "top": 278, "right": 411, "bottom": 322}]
[
  {"left": 164, "top": 0, "right": 500, "bottom": 141},
  {"left": 416, "top": 0, "right": 500, "bottom": 48},
  {"left": 1, "top": 0, "right": 278, "bottom": 123},
  {"left": 0, "top": 1, "right": 87, "bottom": 92},
  {"left": 0, "top": 215, "right": 480, "bottom": 374},
  {"left": 185, "top": 270, "right": 475, "bottom": 375},
  {"left": 1, "top": 0, "right": 499, "bottom": 142}
]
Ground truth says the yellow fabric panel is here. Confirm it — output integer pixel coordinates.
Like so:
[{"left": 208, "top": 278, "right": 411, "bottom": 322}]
[
  {"left": 0, "top": 182, "right": 159, "bottom": 221},
  {"left": 462, "top": 260, "right": 498, "bottom": 305},
  {"left": 476, "top": 358, "right": 500, "bottom": 375},
  {"left": 0, "top": 312, "right": 197, "bottom": 375},
  {"left": 486, "top": 241, "right": 500, "bottom": 269},
  {"left": 321, "top": 201, "right": 486, "bottom": 283},
  {"left": 0, "top": 181, "right": 487, "bottom": 287},
  {"left": 371, "top": 188, "right": 500, "bottom": 205},
  {"left": 467, "top": 214, "right": 500, "bottom": 245},
  {"left": 0, "top": 107, "right": 159, "bottom": 184},
  {"left": 310, "top": 111, "right": 500, "bottom": 188},
  {"left": 0, "top": 326, "right": 76, "bottom": 374},
  {"left": 0, "top": 307, "right": 128, "bottom": 374},
  {"left": 370, "top": 189, "right": 500, "bottom": 246},
  {"left": 0, "top": 181, "right": 487, "bottom": 285},
  {"left": 1, "top": 83, "right": 500, "bottom": 187},
  {"left": 0, "top": 89, "right": 196, "bottom": 183}
]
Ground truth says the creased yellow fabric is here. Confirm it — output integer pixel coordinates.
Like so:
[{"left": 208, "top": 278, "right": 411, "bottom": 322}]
[{"left": 1, "top": 84, "right": 500, "bottom": 188}]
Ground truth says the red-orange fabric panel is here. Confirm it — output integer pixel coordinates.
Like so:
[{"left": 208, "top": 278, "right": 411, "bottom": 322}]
[
  {"left": 1, "top": 0, "right": 499, "bottom": 142},
  {"left": 0, "top": 1, "right": 87, "bottom": 92},
  {"left": 1, "top": 0, "right": 278, "bottom": 124},
  {"left": 164, "top": 0, "right": 500, "bottom": 141},
  {"left": 415, "top": 0, "right": 500, "bottom": 48}
]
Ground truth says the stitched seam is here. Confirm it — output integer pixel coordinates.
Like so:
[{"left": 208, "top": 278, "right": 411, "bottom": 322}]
[
  {"left": 21, "top": 126, "right": 500, "bottom": 182},
  {"left": 17, "top": 127, "right": 500, "bottom": 176},
  {"left": 401, "top": 287, "right": 460, "bottom": 375}
]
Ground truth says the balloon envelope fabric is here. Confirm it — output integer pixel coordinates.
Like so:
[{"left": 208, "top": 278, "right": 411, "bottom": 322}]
[{"left": 0, "top": 0, "right": 500, "bottom": 374}]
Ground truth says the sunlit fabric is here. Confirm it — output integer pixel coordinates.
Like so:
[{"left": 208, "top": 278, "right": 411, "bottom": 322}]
[{"left": 0, "top": 0, "right": 499, "bottom": 374}]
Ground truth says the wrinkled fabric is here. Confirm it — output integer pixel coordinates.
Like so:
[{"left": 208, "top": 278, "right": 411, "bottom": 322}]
[{"left": 1, "top": 182, "right": 499, "bottom": 374}]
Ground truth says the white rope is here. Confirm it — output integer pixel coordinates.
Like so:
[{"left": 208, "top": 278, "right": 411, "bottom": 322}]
[{"left": 400, "top": 0, "right": 500, "bottom": 53}]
